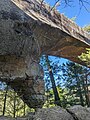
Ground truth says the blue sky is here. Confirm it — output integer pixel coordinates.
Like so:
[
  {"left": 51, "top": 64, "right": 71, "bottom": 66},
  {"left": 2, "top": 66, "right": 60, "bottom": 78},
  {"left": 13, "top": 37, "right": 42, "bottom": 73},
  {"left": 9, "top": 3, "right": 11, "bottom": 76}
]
[{"left": 45, "top": 0, "right": 90, "bottom": 27}]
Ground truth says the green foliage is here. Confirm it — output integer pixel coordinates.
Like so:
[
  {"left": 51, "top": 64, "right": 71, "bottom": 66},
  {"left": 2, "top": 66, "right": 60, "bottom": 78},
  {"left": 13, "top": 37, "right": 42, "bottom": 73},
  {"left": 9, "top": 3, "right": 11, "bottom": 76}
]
[
  {"left": 0, "top": 55, "right": 90, "bottom": 117},
  {"left": 70, "top": 16, "right": 77, "bottom": 22},
  {"left": 41, "top": 55, "right": 90, "bottom": 108},
  {"left": 41, "top": 55, "right": 67, "bottom": 108},
  {"left": 83, "top": 25, "right": 90, "bottom": 33},
  {"left": 61, "top": 61, "right": 90, "bottom": 107},
  {"left": 79, "top": 24, "right": 90, "bottom": 66},
  {"left": 43, "top": 86, "right": 68, "bottom": 108},
  {"left": 79, "top": 48, "right": 90, "bottom": 67},
  {"left": 0, "top": 86, "right": 34, "bottom": 117}
]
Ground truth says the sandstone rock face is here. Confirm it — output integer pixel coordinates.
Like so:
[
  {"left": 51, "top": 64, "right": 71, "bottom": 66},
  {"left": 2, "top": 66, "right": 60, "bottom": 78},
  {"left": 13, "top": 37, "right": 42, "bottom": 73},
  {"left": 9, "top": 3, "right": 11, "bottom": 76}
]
[
  {"left": 0, "top": 0, "right": 46, "bottom": 108},
  {"left": 0, "top": 56, "right": 46, "bottom": 108},
  {"left": 10, "top": 74, "right": 46, "bottom": 108}
]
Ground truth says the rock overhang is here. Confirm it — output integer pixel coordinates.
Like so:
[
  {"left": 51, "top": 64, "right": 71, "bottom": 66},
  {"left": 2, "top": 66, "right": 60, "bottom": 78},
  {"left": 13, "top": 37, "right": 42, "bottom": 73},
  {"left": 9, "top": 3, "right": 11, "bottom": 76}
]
[{"left": 0, "top": 0, "right": 90, "bottom": 65}]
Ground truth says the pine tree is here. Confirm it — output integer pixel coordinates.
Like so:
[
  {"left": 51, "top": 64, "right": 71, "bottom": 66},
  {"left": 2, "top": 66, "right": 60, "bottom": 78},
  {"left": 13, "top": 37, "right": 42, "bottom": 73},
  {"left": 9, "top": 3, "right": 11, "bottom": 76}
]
[{"left": 61, "top": 61, "right": 90, "bottom": 107}]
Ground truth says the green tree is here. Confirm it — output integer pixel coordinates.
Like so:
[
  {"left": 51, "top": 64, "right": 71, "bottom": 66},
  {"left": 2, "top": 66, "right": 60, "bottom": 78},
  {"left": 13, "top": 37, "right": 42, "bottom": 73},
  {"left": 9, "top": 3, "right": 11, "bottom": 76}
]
[
  {"left": 61, "top": 61, "right": 90, "bottom": 107},
  {"left": 83, "top": 25, "right": 90, "bottom": 33},
  {"left": 79, "top": 48, "right": 90, "bottom": 67},
  {"left": 40, "top": 55, "right": 67, "bottom": 107},
  {"left": 2, "top": 83, "right": 9, "bottom": 116},
  {"left": 0, "top": 82, "right": 32, "bottom": 117},
  {"left": 45, "top": 55, "right": 61, "bottom": 106},
  {"left": 79, "top": 25, "right": 90, "bottom": 67}
]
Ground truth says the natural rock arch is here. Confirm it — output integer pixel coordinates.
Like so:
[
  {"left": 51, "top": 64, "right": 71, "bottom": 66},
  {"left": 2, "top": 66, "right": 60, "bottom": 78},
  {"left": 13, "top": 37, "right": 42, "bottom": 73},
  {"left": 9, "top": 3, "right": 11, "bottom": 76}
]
[{"left": 0, "top": 0, "right": 90, "bottom": 108}]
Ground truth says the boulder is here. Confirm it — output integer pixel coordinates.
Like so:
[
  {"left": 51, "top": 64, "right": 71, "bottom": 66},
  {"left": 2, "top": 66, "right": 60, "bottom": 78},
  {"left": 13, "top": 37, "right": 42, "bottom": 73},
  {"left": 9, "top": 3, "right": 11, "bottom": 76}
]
[
  {"left": 0, "top": 116, "right": 15, "bottom": 120},
  {"left": 87, "top": 107, "right": 90, "bottom": 112},
  {"left": 34, "top": 106, "right": 74, "bottom": 120},
  {"left": 0, "top": 106, "right": 90, "bottom": 120},
  {"left": 67, "top": 105, "right": 90, "bottom": 120}
]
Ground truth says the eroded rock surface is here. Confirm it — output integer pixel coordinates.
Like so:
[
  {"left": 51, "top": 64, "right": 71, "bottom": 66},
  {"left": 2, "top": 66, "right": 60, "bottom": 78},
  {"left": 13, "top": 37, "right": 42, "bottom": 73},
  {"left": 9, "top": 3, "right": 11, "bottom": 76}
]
[
  {"left": 0, "top": 0, "right": 46, "bottom": 108},
  {"left": 34, "top": 106, "right": 74, "bottom": 120},
  {"left": 0, "top": 116, "right": 15, "bottom": 120},
  {"left": 0, "top": 0, "right": 90, "bottom": 66},
  {"left": 0, "top": 106, "right": 90, "bottom": 120},
  {"left": 0, "top": 55, "right": 46, "bottom": 108},
  {"left": 67, "top": 105, "right": 90, "bottom": 120}
]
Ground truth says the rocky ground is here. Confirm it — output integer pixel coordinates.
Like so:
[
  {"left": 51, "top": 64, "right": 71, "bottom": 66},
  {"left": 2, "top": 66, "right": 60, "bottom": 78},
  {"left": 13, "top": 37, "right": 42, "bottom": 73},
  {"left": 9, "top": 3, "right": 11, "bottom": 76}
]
[{"left": 0, "top": 105, "right": 90, "bottom": 120}]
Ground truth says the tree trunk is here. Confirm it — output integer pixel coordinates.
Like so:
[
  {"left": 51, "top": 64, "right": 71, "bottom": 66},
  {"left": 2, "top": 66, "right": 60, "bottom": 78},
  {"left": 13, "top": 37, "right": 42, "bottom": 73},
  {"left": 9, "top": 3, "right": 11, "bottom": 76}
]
[
  {"left": 75, "top": 70, "right": 84, "bottom": 106},
  {"left": 85, "top": 73, "right": 90, "bottom": 107},
  {"left": 82, "top": 78, "right": 89, "bottom": 106},
  {"left": 23, "top": 102, "right": 26, "bottom": 116},
  {"left": 13, "top": 91, "right": 16, "bottom": 118},
  {"left": 45, "top": 55, "right": 61, "bottom": 106},
  {"left": 3, "top": 84, "right": 8, "bottom": 116}
]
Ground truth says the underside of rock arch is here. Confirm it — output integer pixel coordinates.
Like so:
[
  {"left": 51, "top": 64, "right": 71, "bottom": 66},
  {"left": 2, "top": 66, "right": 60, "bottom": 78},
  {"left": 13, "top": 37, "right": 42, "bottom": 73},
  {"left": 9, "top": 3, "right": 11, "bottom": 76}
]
[{"left": 0, "top": 0, "right": 90, "bottom": 108}]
